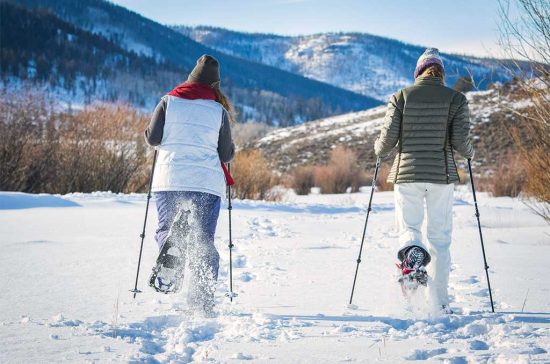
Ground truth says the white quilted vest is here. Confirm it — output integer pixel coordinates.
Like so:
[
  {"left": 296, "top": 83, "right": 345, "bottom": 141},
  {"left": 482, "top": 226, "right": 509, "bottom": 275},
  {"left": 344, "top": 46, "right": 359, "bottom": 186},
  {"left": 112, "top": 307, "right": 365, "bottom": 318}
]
[{"left": 151, "top": 96, "right": 226, "bottom": 198}]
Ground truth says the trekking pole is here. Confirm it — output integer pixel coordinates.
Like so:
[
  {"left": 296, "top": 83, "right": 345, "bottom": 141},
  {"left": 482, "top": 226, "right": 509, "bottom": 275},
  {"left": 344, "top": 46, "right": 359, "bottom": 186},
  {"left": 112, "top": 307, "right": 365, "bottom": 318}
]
[
  {"left": 467, "top": 158, "right": 495, "bottom": 313},
  {"left": 225, "top": 163, "right": 237, "bottom": 301},
  {"left": 349, "top": 157, "right": 381, "bottom": 306},
  {"left": 130, "top": 149, "right": 158, "bottom": 299}
]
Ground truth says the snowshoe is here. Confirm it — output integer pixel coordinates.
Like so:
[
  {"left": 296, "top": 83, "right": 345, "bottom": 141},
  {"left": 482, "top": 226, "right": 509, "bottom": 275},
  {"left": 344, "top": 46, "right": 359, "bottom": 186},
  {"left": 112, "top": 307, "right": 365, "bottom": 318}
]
[
  {"left": 149, "top": 209, "right": 191, "bottom": 294},
  {"left": 441, "top": 304, "right": 454, "bottom": 315},
  {"left": 396, "top": 246, "right": 431, "bottom": 291}
]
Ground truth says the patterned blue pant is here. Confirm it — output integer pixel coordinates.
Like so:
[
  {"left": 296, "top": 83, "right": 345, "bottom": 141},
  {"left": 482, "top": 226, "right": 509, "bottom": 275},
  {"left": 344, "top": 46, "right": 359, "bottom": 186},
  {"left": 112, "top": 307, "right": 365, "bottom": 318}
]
[{"left": 154, "top": 191, "right": 221, "bottom": 311}]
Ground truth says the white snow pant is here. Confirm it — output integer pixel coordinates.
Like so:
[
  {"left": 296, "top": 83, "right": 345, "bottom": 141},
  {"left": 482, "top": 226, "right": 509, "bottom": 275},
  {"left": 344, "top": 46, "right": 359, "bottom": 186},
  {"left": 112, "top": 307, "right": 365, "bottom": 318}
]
[{"left": 394, "top": 183, "right": 454, "bottom": 306}]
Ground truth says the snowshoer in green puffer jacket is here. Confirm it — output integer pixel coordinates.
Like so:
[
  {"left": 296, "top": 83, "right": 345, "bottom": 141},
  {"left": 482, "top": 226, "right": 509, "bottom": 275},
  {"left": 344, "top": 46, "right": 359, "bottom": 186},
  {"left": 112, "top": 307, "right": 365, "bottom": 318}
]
[{"left": 374, "top": 48, "right": 474, "bottom": 313}]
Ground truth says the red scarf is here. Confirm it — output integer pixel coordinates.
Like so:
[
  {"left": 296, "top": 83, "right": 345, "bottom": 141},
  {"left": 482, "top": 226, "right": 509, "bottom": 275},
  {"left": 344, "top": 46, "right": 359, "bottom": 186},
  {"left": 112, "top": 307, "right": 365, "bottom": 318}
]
[
  {"left": 167, "top": 82, "right": 235, "bottom": 186},
  {"left": 167, "top": 82, "right": 217, "bottom": 100}
]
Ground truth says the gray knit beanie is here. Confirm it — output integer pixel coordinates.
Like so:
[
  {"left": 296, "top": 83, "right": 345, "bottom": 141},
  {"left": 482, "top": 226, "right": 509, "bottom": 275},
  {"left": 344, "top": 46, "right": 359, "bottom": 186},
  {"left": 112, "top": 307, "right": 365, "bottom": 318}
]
[
  {"left": 414, "top": 48, "right": 444, "bottom": 79},
  {"left": 187, "top": 54, "right": 221, "bottom": 87}
]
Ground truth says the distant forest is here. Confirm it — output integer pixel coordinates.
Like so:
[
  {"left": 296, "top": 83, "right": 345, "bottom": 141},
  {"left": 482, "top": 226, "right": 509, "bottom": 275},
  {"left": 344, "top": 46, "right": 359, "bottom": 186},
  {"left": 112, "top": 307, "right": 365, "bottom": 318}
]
[
  {"left": 1, "top": 1, "right": 378, "bottom": 125},
  {"left": 0, "top": 2, "right": 185, "bottom": 106}
]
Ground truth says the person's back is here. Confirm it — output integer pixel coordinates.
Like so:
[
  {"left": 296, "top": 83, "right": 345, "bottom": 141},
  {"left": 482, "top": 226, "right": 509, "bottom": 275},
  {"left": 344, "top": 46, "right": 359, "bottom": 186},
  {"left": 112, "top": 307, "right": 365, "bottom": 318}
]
[
  {"left": 374, "top": 48, "right": 474, "bottom": 313},
  {"left": 154, "top": 95, "right": 227, "bottom": 197},
  {"left": 376, "top": 74, "right": 473, "bottom": 185},
  {"left": 143, "top": 54, "right": 235, "bottom": 316}
]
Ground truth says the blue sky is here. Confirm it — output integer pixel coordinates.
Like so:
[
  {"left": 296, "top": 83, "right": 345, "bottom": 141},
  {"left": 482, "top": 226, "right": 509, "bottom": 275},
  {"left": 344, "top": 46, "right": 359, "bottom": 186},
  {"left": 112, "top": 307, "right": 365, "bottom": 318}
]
[{"left": 110, "top": 0, "right": 507, "bottom": 57}]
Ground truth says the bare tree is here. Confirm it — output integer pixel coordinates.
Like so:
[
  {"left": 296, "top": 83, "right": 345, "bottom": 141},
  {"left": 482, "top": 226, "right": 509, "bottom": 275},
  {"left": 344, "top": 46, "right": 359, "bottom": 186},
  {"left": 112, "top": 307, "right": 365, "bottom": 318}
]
[
  {"left": 498, "top": 0, "right": 550, "bottom": 222},
  {"left": 0, "top": 90, "right": 150, "bottom": 194}
]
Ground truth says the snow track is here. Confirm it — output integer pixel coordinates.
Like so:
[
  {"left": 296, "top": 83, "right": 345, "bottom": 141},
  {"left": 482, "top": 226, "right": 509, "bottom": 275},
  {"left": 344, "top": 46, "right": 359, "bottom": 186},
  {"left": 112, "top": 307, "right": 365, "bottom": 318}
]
[{"left": 0, "top": 189, "right": 549, "bottom": 363}]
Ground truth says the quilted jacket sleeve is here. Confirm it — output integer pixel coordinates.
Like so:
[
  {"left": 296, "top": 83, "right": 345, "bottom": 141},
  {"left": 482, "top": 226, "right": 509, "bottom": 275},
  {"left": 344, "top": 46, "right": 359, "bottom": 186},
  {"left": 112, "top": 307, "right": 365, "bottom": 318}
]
[
  {"left": 374, "top": 91, "right": 404, "bottom": 157},
  {"left": 450, "top": 93, "right": 475, "bottom": 159}
]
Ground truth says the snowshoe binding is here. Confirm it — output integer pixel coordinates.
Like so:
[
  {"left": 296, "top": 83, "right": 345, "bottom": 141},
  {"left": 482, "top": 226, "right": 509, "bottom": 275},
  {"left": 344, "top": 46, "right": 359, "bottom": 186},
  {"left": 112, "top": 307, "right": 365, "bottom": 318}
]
[
  {"left": 149, "top": 208, "right": 191, "bottom": 294},
  {"left": 396, "top": 246, "right": 431, "bottom": 291},
  {"left": 441, "top": 304, "right": 454, "bottom": 315}
]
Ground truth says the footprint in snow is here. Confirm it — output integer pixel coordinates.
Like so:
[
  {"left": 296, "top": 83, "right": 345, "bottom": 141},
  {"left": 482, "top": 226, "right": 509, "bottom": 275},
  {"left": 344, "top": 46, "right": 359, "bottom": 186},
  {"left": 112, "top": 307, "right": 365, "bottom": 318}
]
[
  {"left": 234, "top": 255, "right": 247, "bottom": 268},
  {"left": 521, "top": 347, "right": 547, "bottom": 355},
  {"left": 472, "top": 288, "right": 489, "bottom": 297},
  {"left": 331, "top": 324, "right": 357, "bottom": 334},
  {"left": 231, "top": 352, "right": 254, "bottom": 360},
  {"left": 306, "top": 244, "right": 347, "bottom": 250},
  {"left": 459, "top": 276, "right": 480, "bottom": 284},
  {"left": 48, "top": 314, "right": 82, "bottom": 328},
  {"left": 240, "top": 272, "right": 255, "bottom": 282},
  {"left": 469, "top": 340, "right": 489, "bottom": 350},
  {"left": 159, "top": 321, "right": 220, "bottom": 362},
  {"left": 247, "top": 217, "right": 287, "bottom": 238},
  {"left": 405, "top": 348, "right": 447, "bottom": 360},
  {"left": 445, "top": 357, "right": 468, "bottom": 364},
  {"left": 459, "top": 322, "right": 488, "bottom": 336}
]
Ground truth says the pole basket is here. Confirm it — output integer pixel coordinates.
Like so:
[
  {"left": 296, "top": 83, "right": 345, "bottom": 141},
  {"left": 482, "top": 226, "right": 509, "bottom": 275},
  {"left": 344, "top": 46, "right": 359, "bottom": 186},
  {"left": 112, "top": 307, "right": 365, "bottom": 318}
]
[{"left": 225, "top": 292, "right": 238, "bottom": 299}]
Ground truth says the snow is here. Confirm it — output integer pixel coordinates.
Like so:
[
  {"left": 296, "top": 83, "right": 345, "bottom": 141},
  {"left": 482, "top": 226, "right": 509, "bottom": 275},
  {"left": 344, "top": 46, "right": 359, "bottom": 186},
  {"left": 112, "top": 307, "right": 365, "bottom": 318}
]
[
  {"left": 511, "top": 99, "right": 534, "bottom": 109},
  {"left": 182, "top": 28, "right": 513, "bottom": 102},
  {"left": 282, "top": 33, "right": 411, "bottom": 101},
  {"left": 257, "top": 106, "right": 386, "bottom": 146},
  {"left": 1, "top": 188, "right": 549, "bottom": 363},
  {"left": 0, "top": 192, "right": 80, "bottom": 210}
]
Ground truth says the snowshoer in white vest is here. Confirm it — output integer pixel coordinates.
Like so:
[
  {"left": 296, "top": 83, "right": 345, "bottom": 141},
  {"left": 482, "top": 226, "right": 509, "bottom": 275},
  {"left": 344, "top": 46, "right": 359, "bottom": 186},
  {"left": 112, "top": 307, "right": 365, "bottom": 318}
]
[
  {"left": 374, "top": 48, "right": 475, "bottom": 313},
  {"left": 144, "top": 54, "right": 235, "bottom": 315}
]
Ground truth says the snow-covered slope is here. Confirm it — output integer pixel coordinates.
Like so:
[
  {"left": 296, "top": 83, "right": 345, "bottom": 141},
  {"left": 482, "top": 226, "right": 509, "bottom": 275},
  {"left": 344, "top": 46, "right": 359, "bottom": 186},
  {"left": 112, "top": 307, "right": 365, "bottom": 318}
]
[
  {"left": 255, "top": 105, "right": 387, "bottom": 171},
  {"left": 177, "top": 26, "right": 517, "bottom": 101},
  {"left": 0, "top": 190, "right": 549, "bottom": 362},
  {"left": 252, "top": 81, "right": 534, "bottom": 173},
  {"left": 8, "top": 0, "right": 380, "bottom": 125}
]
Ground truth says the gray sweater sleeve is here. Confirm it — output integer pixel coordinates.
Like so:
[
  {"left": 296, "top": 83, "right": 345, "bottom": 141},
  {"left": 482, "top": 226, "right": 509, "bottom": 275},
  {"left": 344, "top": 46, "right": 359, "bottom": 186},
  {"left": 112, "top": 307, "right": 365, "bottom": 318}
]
[
  {"left": 374, "top": 91, "right": 404, "bottom": 157},
  {"left": 144, "top": 97, "right": 167, "bottom": 146},
  {"left": 218, "top": 110, "right": 235, "bottom": 163}
]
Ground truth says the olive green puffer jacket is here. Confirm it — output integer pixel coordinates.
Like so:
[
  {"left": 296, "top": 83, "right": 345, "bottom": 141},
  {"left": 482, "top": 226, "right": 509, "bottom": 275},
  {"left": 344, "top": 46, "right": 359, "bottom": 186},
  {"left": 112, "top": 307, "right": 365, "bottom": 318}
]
[{"left": 374, "top": 76, "right": 474, "bottom": 184}]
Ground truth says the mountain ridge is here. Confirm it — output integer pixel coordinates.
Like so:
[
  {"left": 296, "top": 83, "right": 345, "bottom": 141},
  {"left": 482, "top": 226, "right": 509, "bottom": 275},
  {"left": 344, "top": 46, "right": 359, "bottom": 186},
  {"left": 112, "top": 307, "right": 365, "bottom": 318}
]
[
  {"left": 4, "top": 0, "right": 380, "bottom": 125},
  {"left": 176, "top": 25, "right": 520, "bottom": 101},
  {"left": 251, "top": 81, "right": 531, "bottom": 175},
  {"left": 0, "top": 1, "right": 187, "bottom": 106},
  {"left": 176, "top": 25, "right": 505, "bottom": 60}
]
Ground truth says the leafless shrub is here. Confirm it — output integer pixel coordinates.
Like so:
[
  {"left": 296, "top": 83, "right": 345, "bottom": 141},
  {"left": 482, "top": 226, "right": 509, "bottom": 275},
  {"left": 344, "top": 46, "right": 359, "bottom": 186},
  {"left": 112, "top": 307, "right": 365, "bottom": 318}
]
[
  {"left": 312, "top": 165, "right": 337, "bottom": 194},
  {"left": 231, "top": 149, "right": 280, "bottom": 200},
  {"left": 477, "top": 153, "right": 526, "bottom": 197},
  {"left": 498, "top": 0, "right": 550, "bottom": 221},
  {"left": 0, "top": 90, "right": 149, "bottom": 193},
  {"left": 291, "top": 165, "right": 315, "bottom": 195},
  {"left": 54, "top": 103, "right": 149, "bottom": 193},
  {"left": 232, "top": 122, "right": 274, "bottom": 147},
  {"left": 457, "top": 168, "right": 469, "bottom": 185},
  {"left": 0, "top": 90, "right": 58, "bottom": 192},
  {"left": 312, "top": 146, "right": 368, "bottom": 194},
  {"left": 375, "top": 163, "right": 394, "bottom": 191}
]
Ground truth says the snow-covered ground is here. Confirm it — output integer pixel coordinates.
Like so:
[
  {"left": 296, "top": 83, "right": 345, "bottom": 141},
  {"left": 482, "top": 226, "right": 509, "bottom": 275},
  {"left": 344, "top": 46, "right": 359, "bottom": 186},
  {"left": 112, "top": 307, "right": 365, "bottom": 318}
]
[{"left": 1, "top": 188, "right": 549, "bottom": 363}]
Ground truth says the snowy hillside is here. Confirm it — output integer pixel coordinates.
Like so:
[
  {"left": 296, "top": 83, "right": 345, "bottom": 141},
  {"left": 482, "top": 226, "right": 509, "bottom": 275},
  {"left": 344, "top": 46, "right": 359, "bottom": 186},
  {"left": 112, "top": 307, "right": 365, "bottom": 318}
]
[
  {"left": 1, "top": 189, "right": 549, "bottom": 363},
  {"left": 255, "top": 106, "right": 386, "bottom": 172},
  {"left": 177, "top": 26, "right": 517, "bottom": 101},
  {"left": 6, "top": 0, "right": 380, "bottom": 125},
  {"left": 252, "top": 82, "right": 534, "bottom": 173}
]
